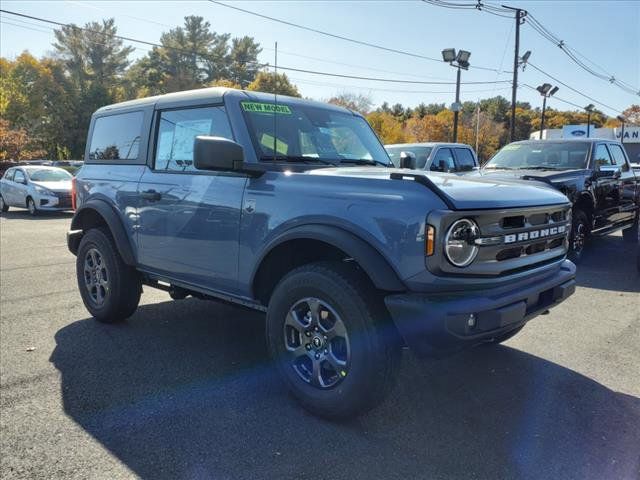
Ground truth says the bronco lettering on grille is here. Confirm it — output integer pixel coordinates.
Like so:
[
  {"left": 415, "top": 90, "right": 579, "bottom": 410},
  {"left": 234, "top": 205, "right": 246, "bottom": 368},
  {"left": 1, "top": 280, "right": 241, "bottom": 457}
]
[{"left": 503, "top": 225, "right": 566, "bottom": 244}]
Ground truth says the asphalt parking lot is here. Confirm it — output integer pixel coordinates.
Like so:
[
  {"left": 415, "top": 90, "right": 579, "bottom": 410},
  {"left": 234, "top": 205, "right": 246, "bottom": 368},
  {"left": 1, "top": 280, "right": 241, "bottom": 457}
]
[{"left": 0, "top": 210, "right": 638, "bottom": 480}]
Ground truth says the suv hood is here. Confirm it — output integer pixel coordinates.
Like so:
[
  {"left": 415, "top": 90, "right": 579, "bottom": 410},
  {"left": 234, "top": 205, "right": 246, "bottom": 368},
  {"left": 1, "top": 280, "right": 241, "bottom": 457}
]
[{"left": 309, "top": 167, "right": 569, "bottom": 210}]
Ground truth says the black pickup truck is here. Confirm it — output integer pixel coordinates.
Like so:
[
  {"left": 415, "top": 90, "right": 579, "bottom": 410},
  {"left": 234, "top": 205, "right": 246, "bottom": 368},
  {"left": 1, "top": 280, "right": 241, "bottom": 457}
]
[{"left": 482, "top": 139, "right": 639, "bottom": 261}]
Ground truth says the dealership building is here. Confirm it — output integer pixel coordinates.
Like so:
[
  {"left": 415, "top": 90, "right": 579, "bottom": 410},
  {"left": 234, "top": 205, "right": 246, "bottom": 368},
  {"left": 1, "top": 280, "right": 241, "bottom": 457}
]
[{"left": 530, "top": 125, "right": 640, "bottom": 162}]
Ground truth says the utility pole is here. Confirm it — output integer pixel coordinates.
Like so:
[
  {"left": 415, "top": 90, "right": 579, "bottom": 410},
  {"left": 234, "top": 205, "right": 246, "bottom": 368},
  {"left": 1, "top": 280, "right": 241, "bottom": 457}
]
[
  {"left": 475, "top": 100, "right": 480, "bottom": 154},
  {"left": 453, "top": 67, "right": 461, "bottom": 142},
  {"left": 503, "top": 5, "right": 527, "bottom": 142}
]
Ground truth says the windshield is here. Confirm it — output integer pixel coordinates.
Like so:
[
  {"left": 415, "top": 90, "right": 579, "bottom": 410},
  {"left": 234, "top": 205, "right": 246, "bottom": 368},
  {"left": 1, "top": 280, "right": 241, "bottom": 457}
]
[
  {"left": 385, "top": 146, "right": 433, "bottom": 168},
  {"left": 485, "top": 142, "right": 590, "bottom": 170},
  {"left": 241, "top": 101, "right": 392, "bottom": 166},
  {"left": 27, "top": 169, "right": 72, "bottom": 182}
]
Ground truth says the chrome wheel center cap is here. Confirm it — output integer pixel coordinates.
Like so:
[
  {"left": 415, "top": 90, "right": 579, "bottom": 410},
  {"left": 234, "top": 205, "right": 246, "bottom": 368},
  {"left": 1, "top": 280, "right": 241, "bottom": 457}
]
[{"left": 311, "top": 335, "right": 324, "bottom": 350}]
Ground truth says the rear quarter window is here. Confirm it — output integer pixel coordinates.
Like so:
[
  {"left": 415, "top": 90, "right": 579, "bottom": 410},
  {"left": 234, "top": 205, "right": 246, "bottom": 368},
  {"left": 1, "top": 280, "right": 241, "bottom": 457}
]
[{"left": 88, "top": 111, "right": 144, "bottom": 163}]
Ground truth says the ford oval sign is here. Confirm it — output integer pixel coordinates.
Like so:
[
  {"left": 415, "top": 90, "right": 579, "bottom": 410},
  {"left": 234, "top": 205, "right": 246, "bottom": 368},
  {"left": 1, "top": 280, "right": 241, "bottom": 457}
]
[{"left": 571, "top": 130, "right": 586, "bottom": 137}]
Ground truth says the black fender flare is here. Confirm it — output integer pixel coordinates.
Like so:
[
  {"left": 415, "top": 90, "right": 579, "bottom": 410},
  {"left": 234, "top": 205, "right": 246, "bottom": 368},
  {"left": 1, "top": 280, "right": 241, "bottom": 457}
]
[
  {"left": 69, "top": 199, "right": 136, "bottom": 265},
  {"left": 252, "top": 224, "right": 406, "bottom": 293}
]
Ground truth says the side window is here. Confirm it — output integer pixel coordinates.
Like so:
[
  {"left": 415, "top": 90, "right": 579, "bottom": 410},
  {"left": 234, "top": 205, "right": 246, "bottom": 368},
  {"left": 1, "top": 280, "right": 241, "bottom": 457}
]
[
  {"left": 3, "top": 169, "right": 14, "bottom": 181},
  {"left": 88, "top": 111, "right": 144, "bottom": 162},
  {"left": 593, "top": 144, "right": 613, "bottom": 167},
  {"left": 155, "top": 106, "right": 233, "bottom": 172},
  {"left": 454, "top": 148, "right": 476, "bottom": 171},
  {"left": 431, "top": 148, "right": 455, "bottom": 172},
  {"left": 14, "top": 170, "right": 25, "bottom": 184},
  {"left": 607, "top": 144, "right": 630, "bottom": 171}
]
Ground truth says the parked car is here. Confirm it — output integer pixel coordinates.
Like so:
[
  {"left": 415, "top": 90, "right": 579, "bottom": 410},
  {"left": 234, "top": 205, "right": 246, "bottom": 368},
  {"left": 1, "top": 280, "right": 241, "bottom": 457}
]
[
  {"left": 0, "top": 165, "right": 74, "bottom": 215},
  {"left": 481, "top": 139, "right": 639, "bottom": 262},
  {"left": 385, "top": 142, "right": 478, "bottom": 173},
  {"left": 67, "top": 87, "right": 576, "bottom": 419}
]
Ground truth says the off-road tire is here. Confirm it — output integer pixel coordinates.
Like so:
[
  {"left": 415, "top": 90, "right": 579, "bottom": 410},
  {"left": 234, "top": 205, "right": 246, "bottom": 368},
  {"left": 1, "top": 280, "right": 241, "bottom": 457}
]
[
  {"left": 266, "top": 261, "right": 401, "bottom": 420},
  {"left": 568, "top": 209, "right": 589, "bottom": 263},
  {"left": 76, "top": 227, "right": 141, "bottom": 323}
]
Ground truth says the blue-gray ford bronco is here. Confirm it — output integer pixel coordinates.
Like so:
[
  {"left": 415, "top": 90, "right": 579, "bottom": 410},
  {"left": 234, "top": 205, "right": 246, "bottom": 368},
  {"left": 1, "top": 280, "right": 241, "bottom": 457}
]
[{"left": 68, "top": 88, "right": 576, "bottom": 418}]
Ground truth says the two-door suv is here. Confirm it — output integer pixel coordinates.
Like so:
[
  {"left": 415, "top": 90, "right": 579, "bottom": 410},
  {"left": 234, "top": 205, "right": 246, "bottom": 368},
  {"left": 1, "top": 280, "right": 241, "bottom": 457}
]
[{"left": 68, "top": 88, "right": 576, "bottom": 418}]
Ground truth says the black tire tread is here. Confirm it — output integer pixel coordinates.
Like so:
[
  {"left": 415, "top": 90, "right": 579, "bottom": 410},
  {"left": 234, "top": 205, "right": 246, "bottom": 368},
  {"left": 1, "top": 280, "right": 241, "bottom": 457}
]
[
  {"left": 568, "top": 209, "right": 589, "bottom": 263},
  {"left": 76, "top": 227, "right": 141, "bottom": 323},
  {"left": 267, "top": 261, "right": 400, "bottom": 419}
]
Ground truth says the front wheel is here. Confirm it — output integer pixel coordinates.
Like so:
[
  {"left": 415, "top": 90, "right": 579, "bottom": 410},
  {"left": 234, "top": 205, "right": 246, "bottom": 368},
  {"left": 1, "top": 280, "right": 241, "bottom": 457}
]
[
  {"left": 266, "top": 262, "right": 400, "bottom": 419},
  {"left": 0, "top": 195, "right": 8, "bottom": 212},
  {"left": 27, "top": 197, "right": 37, "bottom": 216},
  {"left": 568, "top": 209, "right": 589, "bottom": 263},
  {"left": 76, "top": 227, "right": 141, "bottom": 323}
]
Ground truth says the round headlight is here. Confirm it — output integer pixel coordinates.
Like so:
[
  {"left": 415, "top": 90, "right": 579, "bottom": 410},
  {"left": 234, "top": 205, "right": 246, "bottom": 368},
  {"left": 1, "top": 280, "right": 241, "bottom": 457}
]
[{"left": 445, "top": 219, "right": 479, "bottom": 267}]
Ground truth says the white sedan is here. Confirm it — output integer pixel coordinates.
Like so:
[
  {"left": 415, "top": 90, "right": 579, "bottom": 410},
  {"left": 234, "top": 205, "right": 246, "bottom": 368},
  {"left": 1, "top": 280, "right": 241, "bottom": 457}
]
[{"left": 0, "top": 166, "right": 74, "bottom": 215}]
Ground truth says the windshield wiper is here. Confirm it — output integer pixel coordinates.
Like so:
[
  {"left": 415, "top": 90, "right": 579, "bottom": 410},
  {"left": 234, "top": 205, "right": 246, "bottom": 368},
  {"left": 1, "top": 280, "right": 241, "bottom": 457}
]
[
  {"left": 338, "top": 159, "right": 391, "bottom": 167},
  {"left": 259, "top": 155, "right": 337, "bottom": 166},
  {"left": 483, "top": 166, "right": 514, "bottom": 170}
]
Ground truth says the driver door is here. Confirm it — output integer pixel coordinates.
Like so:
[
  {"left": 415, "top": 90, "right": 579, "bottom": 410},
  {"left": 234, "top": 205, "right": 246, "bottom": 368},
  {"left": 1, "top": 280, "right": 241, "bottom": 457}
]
[
  {"left": 591, "top": 143, "right": 619, "bottom": 229},
  {"left": 136, "top": 105, "right": 247, "bottom": 294}
]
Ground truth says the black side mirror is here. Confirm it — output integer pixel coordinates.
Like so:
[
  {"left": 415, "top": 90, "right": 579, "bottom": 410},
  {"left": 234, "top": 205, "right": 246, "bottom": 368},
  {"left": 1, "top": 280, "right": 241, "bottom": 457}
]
[
  {"left": 399, "top": 151, "right": 416, "bottom": 169},
  {"left": 194, "top": 136, "right": 244, "bottom": 172},
  {"left": 595, "top": 164, "right": 621, "bottom": 179}
]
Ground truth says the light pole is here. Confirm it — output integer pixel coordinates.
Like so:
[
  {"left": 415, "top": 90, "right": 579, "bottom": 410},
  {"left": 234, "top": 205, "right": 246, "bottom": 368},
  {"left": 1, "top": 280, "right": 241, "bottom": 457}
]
[
  {"left": 585, "top": 104, "right": 595, "bottom": 137},
  {"left": 442, "top": 48, "right": 470, "bottom": 143},
  {"left": 536, "top": 83, "right": 558, "bottom": 138},
  {"left": 617, "top": 115, "right": 626, "bottom": 143}
]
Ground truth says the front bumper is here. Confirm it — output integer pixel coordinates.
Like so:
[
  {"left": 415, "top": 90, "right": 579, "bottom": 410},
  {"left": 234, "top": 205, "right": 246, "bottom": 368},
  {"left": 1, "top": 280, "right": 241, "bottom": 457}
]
[
  {"left": 36, "top": 191, "right": 73, "bottom": 211},
  {"left": 385, "top": 260, "right": 576, "bottom": 357}
]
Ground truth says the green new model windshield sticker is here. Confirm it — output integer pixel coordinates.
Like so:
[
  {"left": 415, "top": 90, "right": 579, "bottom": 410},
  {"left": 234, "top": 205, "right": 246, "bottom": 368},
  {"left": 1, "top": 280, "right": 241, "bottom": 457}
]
[
  {"left": 241, "top": 102, "right": 292, "bottom": 115},
  {"left": 502, "top": 144, "right": 521, "bottom": 151}
]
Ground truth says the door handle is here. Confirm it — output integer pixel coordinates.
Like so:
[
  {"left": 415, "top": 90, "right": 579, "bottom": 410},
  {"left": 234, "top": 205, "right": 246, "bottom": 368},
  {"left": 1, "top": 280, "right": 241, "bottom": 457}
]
[{"left": 140, "top": 189, "right": 162, "bottom": 201}]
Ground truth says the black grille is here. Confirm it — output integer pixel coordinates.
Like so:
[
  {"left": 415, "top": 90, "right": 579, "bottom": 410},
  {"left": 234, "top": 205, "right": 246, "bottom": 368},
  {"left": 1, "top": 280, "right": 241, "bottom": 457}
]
[
  {"left": 426, "top": 203, "right": 572, "bottom": 277},
  {"left": 55, "top": 192, "right": 72, "bottom": 208}
]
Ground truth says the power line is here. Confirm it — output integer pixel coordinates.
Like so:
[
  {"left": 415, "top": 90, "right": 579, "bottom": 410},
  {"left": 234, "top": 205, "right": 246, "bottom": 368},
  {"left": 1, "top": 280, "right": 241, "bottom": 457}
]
[
  {"left": 527, "top": 62, "right": 625, "bottom": 115},
  {"left": 421, "top": 0, "right": 640, "bottom": 97},
  {"left": 521, "top": 83, "right": 583, "bottom": 110},
  {"left": 208, "top": 0, "right": 509, "bottom": 73},
  {"left": 0, "top": 9, "right": 510, "bottom": 87},
  {"left": 525, "top": 13, "right": 639, "bottom": 96}
]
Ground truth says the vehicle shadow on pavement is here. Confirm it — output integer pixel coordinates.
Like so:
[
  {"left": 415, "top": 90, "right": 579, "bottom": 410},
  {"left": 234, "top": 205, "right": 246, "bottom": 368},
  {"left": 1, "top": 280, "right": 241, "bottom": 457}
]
[
  {"left": 50, "top": 299, "right": 640, "bottom": 480},
  {"left": 575, "top": 234, "right": 639, "bottom": 292}
]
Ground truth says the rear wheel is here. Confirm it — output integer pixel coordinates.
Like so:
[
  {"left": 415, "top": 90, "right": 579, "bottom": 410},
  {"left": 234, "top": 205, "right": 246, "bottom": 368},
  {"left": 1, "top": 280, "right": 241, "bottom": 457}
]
[
  {"left": 266, "top": 261, "right": 400, "bottom": 419},
  {"left": 0, "top": 195, "right": 8, "bottom": 212},
  {"left": 76, "top": 227, "right": 141, "bottom": 323},
  {"left": 568, "top": 209, "right": 589, "bottom": 263},
  {"left": 27, "top": 197, "right": 37, "bottom": 216}
]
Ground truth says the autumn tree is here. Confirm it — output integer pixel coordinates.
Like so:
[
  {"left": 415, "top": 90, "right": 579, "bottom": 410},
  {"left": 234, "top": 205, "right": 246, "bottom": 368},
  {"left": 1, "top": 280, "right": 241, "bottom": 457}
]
[
  {"left": 366, "top": 111, "right": 407, "bottom": 144},
  {"left": 621, "top": 105, "right": 640, "bottom": 124},
  {"left": 0, "top": 119, "right": 47, "bottom": 160},
  {"left": 247, "top": 71, "right": 301, "bottom": 97},
  {"left": 326, "top": 92, "right": 373, "bottom": 115}
]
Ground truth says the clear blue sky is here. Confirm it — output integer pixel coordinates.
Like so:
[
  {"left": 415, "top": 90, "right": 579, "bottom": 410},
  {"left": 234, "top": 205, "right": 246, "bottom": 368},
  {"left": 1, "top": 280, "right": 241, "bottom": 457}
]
[{"left": 1, "top": 1, "right": 638, "bottom": 116}]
